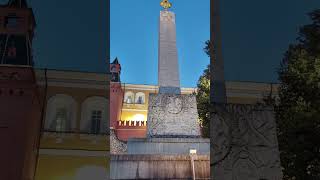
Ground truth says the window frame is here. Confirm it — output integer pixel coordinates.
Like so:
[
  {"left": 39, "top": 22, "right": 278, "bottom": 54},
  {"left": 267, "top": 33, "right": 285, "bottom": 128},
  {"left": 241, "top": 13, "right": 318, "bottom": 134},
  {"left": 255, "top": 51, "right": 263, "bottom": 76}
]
[
  {"left": 135, "top": 92, "right": 146, "bottom": 104},
  {"left": 124, "top": 91, "right": 135, "bottom": 104},
  {"left": 90, "top": 110, "right": 102, "bottom": 134}
]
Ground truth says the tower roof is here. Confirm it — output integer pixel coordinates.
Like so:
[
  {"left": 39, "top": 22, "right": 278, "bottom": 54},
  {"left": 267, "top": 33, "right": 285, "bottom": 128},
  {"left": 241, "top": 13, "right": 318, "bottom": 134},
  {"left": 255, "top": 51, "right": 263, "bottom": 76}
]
[
  {"left": 111, "top": 57, "right": 120, "bottom": 64},
  {"left": 7, "top": 0, "right": 29, "bottom": 8}
]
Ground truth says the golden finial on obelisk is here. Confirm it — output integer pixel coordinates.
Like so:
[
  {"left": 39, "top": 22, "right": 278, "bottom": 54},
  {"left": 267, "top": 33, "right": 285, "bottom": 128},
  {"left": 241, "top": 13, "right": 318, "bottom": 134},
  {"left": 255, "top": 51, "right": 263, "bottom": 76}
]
[{"left": 160, "top": 0, "right": 172, "bottom": 10}]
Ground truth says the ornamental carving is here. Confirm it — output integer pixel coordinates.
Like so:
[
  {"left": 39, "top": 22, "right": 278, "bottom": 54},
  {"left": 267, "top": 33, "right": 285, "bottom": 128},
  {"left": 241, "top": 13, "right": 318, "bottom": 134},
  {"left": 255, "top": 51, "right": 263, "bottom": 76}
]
[
  {"left": 167, "top": 96, "right": 182, "bottom": 114},
  {"left": 211, "top": 104, "right": 283, "bottom": 180},
  {"left": 147, "top": 94, "right": 200, "bottom": 137}
]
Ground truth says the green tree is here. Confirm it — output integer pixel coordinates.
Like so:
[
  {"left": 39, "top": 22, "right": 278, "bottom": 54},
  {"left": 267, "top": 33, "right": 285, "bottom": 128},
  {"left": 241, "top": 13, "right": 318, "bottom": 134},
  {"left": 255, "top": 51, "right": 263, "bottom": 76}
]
[
  {"left": 196, "top": 40, "right": 211, "bottom": 138},
  {"left": 196, "top": 64, "right": 210, "bottom": 138},
  {"left": 275, "top": 9, "right": 320, "bottom": 180}
]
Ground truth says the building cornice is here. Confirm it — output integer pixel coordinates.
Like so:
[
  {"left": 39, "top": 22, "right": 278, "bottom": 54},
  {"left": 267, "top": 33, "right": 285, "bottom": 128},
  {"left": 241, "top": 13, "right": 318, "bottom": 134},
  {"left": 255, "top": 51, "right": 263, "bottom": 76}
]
[
  {"left": 121, "top": 83, "right": 197, "bottom": 93},
  {"left": 35, "top": 69, "right": 110, "bottom": 90},
  {"left": 39, "top": 148, "right": 109, "bottom": 157},
  {"left": 32, "top": 69, "right": 280, "bottom": 97}
]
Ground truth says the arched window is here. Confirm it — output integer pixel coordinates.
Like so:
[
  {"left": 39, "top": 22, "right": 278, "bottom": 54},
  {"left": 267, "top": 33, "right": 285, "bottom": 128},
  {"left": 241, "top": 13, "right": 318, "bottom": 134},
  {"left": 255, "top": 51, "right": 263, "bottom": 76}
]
[
  {"left": 80, "top": 96, "right": 108, "bottom": 134},
  {"left": 135, "top": 92, "right": 145, "bottom": 104},
  {"left": 45, "top": 94, "right": 77, "bottom": 132},
  {"left": 124, "top": 91, "right": 134, "bottom": 104}
]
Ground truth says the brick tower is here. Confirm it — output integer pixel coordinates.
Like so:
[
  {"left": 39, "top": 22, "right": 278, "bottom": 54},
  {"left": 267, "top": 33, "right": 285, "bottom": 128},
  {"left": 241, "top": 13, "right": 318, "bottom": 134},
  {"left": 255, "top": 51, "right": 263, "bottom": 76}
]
[
  {"left": 110, "top": 58, "right": 123, "bottom": 129},
  {"left": 0, "top": 0, "right": 41, "bottom": 180}
]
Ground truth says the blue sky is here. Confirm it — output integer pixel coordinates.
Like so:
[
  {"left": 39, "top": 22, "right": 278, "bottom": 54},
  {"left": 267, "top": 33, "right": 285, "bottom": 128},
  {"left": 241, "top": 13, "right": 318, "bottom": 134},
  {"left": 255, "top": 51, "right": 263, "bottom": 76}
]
[
  {"left": 220, "top": 0, "right": 320, "bottom": 83},
  {"left": 111, "top": 0, "right": 210, "bottom": 87},
  {"left": 1, "top": 0, "right": 318, "bottom": 85},
  {"left": 111, "top": 0, "right": 320, "bottom": 86}
]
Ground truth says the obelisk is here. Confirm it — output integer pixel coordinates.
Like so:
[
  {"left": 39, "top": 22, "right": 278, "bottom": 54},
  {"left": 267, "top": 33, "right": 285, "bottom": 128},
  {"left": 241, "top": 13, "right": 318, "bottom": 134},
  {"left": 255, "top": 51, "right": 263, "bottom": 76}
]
[
  {"left": 110, "top": 2, "right": 210, "bottom": 178},
  {"left": 158, "top": 0, "right": 180, "bottom": 94},
  {"left": 146, "top": 0, "right": 201, "bottom": 138}
]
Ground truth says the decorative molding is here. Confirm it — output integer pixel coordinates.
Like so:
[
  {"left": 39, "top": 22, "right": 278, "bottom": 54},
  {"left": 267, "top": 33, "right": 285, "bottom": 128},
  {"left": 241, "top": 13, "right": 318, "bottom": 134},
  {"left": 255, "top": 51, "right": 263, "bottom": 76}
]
[
  {"left": 121, "top": 109, "right": 148, "bottom": 112},
  {"left": 39, "top": 148, "right": 109, "bottom": 157},
  {"left": 122, "top": 83, "right": 196, "bottom": 93},
  {"left": 42, "top": 132, "right": 77, "bottom": 139},
  {"left": 35, "top": 69, "right": 109, "bottom": 90},
  {"left": 36, "top": 80, "right": 108, "bottom": 90},
  {"left": 78, "top": 133, "right": 107, "bottom": 139}
]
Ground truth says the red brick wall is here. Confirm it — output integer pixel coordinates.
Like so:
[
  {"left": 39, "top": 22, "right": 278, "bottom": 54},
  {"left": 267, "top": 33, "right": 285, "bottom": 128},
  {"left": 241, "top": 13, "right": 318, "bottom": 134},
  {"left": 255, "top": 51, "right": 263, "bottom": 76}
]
[
  {"left": 115, "top": 122, "right": 147, "bottom": 141},
  {"left": 110, "top": 82, "right": 123, "bottom": 129},
  {"left": 0, "top": 66, "right": 41, "bottom": 180}
]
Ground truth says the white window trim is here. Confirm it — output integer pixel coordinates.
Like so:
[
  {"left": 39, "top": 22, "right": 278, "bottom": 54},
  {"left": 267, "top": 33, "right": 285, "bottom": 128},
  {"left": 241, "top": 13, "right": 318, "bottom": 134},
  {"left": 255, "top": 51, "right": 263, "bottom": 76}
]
[
  {"left": 80, "top": 96, "right": 108, "bottom": 134},
  {"left": 45, "top": 94, "right": 77, "bottom": 132},
  {"left": 135, "top": 92, "right": 146, "bottom": 104},
  {"left": 124, "top": 91, "right": 134, "bottom": 104}
]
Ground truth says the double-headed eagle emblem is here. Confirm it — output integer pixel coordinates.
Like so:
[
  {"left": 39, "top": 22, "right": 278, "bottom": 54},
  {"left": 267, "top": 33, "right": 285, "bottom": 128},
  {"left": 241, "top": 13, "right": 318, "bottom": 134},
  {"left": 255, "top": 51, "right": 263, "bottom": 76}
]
[{"left": 160, "top": 0, "right": 172, "bottom": 10}]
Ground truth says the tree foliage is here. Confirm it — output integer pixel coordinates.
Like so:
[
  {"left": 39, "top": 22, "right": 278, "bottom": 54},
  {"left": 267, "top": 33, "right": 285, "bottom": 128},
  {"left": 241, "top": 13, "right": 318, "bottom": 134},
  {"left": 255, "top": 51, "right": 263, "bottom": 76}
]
[
  {"left": 196, "top": 64, "right": 210, "bottom": 138},
  {"left": 196, "top": 40, "right": 211, "bottom": 138},
  {"left": 275, "top": 9, "right": 320, "bottom": 180}
]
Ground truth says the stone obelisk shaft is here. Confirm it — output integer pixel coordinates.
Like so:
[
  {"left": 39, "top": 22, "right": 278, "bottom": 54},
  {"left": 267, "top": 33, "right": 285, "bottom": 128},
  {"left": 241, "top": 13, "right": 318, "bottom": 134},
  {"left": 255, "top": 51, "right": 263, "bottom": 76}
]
[{"left": 158, "top": 10, "right": 181, "bottom": 94}]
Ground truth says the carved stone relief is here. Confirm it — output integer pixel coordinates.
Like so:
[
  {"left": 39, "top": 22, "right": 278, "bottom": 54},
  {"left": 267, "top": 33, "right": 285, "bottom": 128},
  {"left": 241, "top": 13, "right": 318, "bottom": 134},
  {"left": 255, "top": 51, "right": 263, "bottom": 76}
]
[
  {"left": 147, "top": 93, "right": 200, "bottom": 137},
  {"left": 211, "top": 104, "right": 283, "bottom": 180}
]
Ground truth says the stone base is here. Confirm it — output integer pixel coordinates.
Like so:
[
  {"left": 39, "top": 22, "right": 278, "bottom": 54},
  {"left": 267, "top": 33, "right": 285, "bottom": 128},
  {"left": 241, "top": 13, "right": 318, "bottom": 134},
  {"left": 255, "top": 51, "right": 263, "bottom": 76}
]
[
  {"left": 211, "top": 103, "right": 283, "bottom": 180},
  {"left": 110, "top": 154, "right": 210, "bottom": 179},
  {"left": 110, "top": 129, "right": 127, "bottom": 154},
  {"left": 159, "top": 86, "right": 181, "bottom": 94},
  {"left": 147, "top": 93, "right": 201, "bottom": 137},
  {"left": 127, "top": 137, "right": 210, "bottom": 155}
]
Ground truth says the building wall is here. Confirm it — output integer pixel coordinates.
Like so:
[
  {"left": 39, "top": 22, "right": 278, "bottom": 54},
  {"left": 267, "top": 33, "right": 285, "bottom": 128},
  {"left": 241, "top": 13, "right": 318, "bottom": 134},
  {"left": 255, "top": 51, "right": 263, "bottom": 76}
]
[
  {"left": 110, "top": 82, "right": 123, "bottom": 129},
  {"left": 36, "top": 69, "right": 110, "bottom": 133},
  {"left": 0, "top": 66, "right": 42, "bottom": 180},
  {"left": 225, "top": 81, "right": 278, "bottom": 104},
  {"left": 116, "top": 84, "right": 197, "bottom": 141},
  {"left": 116, "top": 82, "right": 278, "bottom": 141},
  {"left": 32, "top": 69, "right": 279, "bottom": 178},
  {"left": 34, "top": 69, "right": 110, "bottom": 180},
  {"left": 35, "top": 155, "right": 109, "bottom": 180},
  {"left": 116, "top": 85, "right": 151, "bottom": 141}
]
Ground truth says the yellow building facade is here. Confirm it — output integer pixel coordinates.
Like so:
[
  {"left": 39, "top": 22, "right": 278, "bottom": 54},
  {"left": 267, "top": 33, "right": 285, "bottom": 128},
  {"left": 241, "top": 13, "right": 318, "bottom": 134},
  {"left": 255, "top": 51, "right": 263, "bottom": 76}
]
[
  {"left": 120, "top": 84, "right": 196, "bottom": 124},
  {"left": 34, "top": 69, "right": 110, "bottom": 180},
  {"left": 33, "top": 69, "right": 278, "bottom": 179},
  {"left": 120, "top": 81, "right": 278, "bottom": 122}
]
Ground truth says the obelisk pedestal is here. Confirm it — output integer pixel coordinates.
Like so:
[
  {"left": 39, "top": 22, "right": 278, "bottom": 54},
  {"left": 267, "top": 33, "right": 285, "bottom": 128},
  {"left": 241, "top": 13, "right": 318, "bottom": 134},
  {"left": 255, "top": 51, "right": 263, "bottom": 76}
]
[
  {"left": 127, "top": 92, "right": 209, "bottom": 155},
  {"left": 147, "top": 94, "right": 200, "bottom": 137}
]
